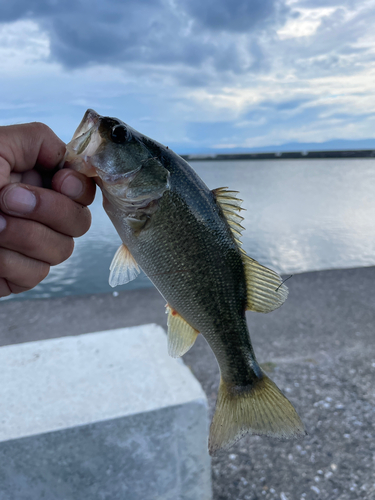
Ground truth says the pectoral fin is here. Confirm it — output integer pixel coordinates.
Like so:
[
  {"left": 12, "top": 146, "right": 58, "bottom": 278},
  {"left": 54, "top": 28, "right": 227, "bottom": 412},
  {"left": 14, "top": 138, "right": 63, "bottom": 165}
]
[
  {"left": 109, "top": 244, "right": 140, "bottom": 287},
  {"left": 166, "top": 305, "right": 199, "bottom": 358}
]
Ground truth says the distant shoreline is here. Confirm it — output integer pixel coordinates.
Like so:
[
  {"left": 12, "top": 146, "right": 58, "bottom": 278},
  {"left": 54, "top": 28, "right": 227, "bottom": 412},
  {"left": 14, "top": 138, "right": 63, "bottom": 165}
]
[{"left": 181, "top": 149, "right": 375, "bottom": 161}]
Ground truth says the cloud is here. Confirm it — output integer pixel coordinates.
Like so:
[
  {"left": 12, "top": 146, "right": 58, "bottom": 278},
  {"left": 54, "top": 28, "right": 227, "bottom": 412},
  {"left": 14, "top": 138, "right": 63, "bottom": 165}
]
[
  {"left": 2, "top": 0, "right": 374, "bottom": 98},
  {"left": 0, "top": 20, "right": 50, "bottom": 74},
  {"left": 0, "top": 0, "right": 75, "bottom": 22},
  {"left": 1, "top": 0, "right": 375, "bottom": 151},
  {"left": 179, "top": 0, "right": 286, "bottom": 33},
  {"left": 0, "top": 0, "right": 287, "bottom": 78},
  {"left": 297, "top": 0, "right": 357, "bottom": 7},
  {"left": 274, "top": 98, "right": 311, "bottom": 111},
  {"left": 1, "top": 0, "right": 374, "bottom": 80}
]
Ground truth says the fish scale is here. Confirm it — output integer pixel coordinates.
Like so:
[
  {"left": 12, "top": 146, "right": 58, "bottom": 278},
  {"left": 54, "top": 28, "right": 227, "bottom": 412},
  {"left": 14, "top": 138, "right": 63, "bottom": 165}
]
[{"left": 64, "top": 109, "right": 306, "bottom": 455}]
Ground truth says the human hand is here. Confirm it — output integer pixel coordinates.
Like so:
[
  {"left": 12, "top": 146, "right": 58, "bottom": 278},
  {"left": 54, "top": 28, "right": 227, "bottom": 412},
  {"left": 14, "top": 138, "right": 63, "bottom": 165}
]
[{"left": 0, "top": 122, "right": 96, "bottom": 297}]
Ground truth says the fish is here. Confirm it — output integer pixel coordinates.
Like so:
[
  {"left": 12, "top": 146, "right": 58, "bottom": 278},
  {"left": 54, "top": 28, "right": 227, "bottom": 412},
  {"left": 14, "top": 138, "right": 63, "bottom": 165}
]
[{"left": 64, "top": 109, "right": 305, "bottom": 455}]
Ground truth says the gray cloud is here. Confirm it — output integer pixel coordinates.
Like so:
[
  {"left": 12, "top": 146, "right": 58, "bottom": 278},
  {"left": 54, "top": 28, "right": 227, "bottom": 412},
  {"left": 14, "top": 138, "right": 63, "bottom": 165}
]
[
  {"left": 0, "top": 0, "right": 76, "bottom": 22},
  {"left": 179, "top": 0, "right": 286, "bottom": 33},
  {"left": 1, "top": 0, "right": 374, "bottom": 92},
  {"left": 297, "top": 0, "right": 357, "bottom": 7},
  {"left": 0, "top": 0, "right": 285, "bottom": 78}
]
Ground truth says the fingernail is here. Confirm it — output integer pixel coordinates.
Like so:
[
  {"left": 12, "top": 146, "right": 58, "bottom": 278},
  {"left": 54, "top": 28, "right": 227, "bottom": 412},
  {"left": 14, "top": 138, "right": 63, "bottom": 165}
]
[
  {"left": 60, "top": 175, "right": 83, "bottom": 199},
  {"left": 0, "top": 215, "right": 6, "bottom": 232},
  {"left": 4, "top": 186, "right": 36, "bottom": 214}
]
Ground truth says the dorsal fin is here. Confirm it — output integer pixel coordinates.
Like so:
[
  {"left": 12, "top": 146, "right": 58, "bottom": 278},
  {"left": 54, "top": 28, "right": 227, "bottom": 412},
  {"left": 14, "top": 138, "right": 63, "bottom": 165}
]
[
  {"left": 166, "top": 305, "right": 199, "bottom": 358},
  {"left": 213, "top": 187, "right": 288, "bottom": 313},
  {"left": 212, "top": 187, "right": 245, "bottom": 247},
  {"left": 242, "top": 255, "right": 288, "bottom": 312},
  {"left": 109, "top": 244, "right": 140, "bottom": 287}
]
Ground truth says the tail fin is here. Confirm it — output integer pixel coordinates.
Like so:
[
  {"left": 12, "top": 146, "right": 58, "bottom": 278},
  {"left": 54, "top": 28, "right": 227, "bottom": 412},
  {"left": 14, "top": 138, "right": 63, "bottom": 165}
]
[{"left": 209, "top": 372, "right": 305, "bottom": 455}]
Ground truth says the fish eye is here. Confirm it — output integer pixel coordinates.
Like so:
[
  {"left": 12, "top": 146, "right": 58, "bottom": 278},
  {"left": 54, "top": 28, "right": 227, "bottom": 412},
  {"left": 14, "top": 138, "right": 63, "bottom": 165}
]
[{"left": 111, "top": 125, "right": 129, "bottom": 144}]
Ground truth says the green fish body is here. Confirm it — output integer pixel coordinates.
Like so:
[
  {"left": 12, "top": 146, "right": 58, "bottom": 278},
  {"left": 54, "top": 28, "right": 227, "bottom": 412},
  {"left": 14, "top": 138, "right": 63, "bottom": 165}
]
[{"left": 65, "top": 110, "right": 305, "bottom": 454}]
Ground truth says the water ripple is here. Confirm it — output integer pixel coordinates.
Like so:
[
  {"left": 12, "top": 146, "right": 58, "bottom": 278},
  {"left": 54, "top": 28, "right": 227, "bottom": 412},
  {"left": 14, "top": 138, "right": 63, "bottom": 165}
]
[{"left": 3, "top": 158, "right": 375, "bottom": 301}]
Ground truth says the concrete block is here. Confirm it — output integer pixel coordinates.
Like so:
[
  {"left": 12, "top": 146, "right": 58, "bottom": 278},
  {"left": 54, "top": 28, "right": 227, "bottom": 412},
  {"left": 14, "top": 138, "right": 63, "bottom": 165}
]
[{"left": 0, "top": 325, "right": 211, "bottom": 500}]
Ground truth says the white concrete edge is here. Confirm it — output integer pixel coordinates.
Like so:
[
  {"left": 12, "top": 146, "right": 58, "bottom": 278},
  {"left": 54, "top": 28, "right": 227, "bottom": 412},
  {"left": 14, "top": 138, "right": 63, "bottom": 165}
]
[{"left": 0, "top": 324, "right": 208, "bottom": 442}]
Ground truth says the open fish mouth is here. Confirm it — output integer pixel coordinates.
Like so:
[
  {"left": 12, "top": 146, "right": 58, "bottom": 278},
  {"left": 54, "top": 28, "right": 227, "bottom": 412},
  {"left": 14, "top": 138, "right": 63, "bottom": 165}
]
[
  {"left": 63, "top": 109, "right": 103, "bottom": 177},
  {"left": 64, "top": 109, "right": 147, "bottom": 186},
  {"left": 68, "top": 109, "right": 101, "bottom": 157},
  {"left": 72, "top": 109, "right": 100, "bottom": 141}
]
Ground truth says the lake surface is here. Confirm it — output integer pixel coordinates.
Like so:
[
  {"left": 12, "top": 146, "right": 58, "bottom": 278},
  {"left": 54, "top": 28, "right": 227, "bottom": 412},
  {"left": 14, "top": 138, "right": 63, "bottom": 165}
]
[{"left": 2, "top": 158, "right": 375, "bottom": 301}]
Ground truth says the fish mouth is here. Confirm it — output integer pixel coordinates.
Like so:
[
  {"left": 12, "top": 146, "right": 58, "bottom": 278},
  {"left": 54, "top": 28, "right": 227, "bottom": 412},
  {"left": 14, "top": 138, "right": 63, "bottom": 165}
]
[
  {"left": 72, "top": 109, "right": 100, "bottom": 142},
  {"left": 63, "top": 109, "right": 102, "bottom": 177},
  {"left": 63, "top": 108, "right": 142, "bottom": 186},
  {"left": 68, "top": 109, "right": 101, "bottom": 157}
]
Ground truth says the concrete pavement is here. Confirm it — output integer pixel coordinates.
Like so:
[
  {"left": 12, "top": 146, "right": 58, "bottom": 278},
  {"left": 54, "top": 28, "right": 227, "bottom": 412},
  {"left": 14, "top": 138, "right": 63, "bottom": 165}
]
[{"left": 1, "top": 266, "right": 375, "bottom": 500}]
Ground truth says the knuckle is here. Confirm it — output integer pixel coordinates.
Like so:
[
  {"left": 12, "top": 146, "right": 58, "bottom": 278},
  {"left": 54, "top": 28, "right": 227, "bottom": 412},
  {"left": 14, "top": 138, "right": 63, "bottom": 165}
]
[
  {"left": 18, "top": 222, "right": 41, "bottom": 254},
  {"left": 15, "top": 222, "right": 53, "bottom": 260},
  {"left": 0, "top": 278, "right": 11, "bottom": 297},
  {"left": 0, "top": 248, "right": 10, "bottom": 271},
  {"left": 12, "top": 261, "right": 50, "bottom": 293},
  {"left": 64, "top": 238, "right": 75, "bottom": 260},
  {"left": 26, "top": 262, "right": 50, "bottom": 288},
  {"left": 4, "top": 218, "right": 75, "bottom": 266},
  {"left": 0, "top": 247, "right": 50, "bottom": 290},
  {"left": 9, "top": 283, "right": 31, "bottom": 295},
  {"left": 29, "top": 122, "right": 52, "bottom": 136},
  {"left": 37, "top": 262, "right": 50, "bottom": 283},
  {"left": 71, "top": 206, "right": 92, "bottom": 237},
  {"left": 51, "top": 237, "right": 74, "bottom": 266}
]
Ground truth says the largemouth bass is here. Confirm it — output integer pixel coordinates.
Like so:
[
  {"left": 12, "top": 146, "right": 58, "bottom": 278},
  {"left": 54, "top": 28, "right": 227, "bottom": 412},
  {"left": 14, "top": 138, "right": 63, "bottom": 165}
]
[{"left": 64, "top": 109, "right": 305, "bottom": 455}]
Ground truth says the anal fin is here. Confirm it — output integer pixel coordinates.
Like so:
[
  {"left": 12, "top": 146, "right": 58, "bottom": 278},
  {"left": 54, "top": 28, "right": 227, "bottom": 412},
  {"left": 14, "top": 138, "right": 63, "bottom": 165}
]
[
  {"left": 109, "top": 244, "right": 140, "bottom": 287},
  {"left": 166, "top": 305, "right": 199, "bottom": 358}
]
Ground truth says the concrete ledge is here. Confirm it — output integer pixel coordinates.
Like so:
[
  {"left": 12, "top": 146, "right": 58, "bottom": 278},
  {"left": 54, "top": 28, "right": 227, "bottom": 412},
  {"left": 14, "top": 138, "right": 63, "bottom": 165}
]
[{"left": 0, "top": 325, "right": 211, "bottom": 499}]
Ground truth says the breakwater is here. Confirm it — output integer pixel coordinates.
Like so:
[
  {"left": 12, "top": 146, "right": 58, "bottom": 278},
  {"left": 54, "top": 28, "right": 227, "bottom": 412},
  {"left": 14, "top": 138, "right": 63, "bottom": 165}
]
[{"left": 182, "top": 149, "right": 375, "bottom": 161}]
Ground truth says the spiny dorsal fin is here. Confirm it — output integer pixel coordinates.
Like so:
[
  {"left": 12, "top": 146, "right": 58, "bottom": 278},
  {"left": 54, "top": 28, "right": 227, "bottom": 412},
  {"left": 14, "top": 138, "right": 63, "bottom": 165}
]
[
  {"left": 213, "top": 187, "right": 288, "bottom": 313},
  {"left": 166, "top": 305, "right": 199, "bottom": 358},
  {"left": 109, "top": 244, "right": 140, "bottom": 287},
  {"left": 213, "top": 187, "right": 245, "bottom": 241}
]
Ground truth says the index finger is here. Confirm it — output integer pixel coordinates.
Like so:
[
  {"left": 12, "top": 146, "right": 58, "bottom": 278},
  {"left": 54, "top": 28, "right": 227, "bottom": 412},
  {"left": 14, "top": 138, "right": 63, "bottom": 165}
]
[{"left": 0, "top": 122, "right": 66, "bottom": 189}]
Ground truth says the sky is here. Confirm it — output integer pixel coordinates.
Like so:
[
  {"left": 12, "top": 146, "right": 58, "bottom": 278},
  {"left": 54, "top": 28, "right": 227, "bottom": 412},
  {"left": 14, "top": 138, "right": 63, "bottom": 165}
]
[{"left": 1, "top": 0, "right": 375, "bottom": 153}]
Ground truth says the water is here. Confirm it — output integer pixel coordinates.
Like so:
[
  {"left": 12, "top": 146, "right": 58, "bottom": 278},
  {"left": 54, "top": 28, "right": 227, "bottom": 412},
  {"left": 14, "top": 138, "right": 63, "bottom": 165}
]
[{"left": 2, "top": 158, "right": 375, "bottom": 301}]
